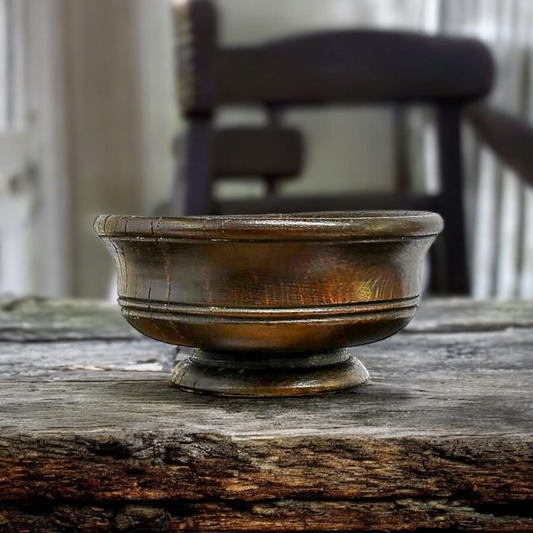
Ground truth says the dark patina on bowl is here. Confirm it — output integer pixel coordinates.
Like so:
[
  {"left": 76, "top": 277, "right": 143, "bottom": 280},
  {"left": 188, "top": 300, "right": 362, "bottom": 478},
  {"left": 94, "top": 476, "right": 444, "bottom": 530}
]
[{"left": 95, "top": 211, "right": 443, "bottom": 397}]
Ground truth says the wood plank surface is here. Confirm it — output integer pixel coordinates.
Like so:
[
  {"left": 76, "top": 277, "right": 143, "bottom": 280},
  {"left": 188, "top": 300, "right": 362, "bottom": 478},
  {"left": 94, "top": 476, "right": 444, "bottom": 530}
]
[
  {"left": 0, "top": 296, "right": 141, "bottom": 342},
  {"left": 0, "top": 297, "right": 532, "bottom": 532}
]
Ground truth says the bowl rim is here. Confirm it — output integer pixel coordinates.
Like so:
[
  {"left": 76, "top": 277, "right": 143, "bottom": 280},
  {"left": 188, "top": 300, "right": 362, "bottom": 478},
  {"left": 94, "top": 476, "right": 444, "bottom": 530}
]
[{"left": 94, "top": 211, "right": 443, "bottom": 241}]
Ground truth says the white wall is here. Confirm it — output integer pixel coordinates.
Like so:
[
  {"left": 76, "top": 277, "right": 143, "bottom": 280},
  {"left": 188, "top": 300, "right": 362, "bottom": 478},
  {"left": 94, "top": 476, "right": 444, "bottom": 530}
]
[{"left": 215, "top": 0, "right": 427, "bottom": 199}]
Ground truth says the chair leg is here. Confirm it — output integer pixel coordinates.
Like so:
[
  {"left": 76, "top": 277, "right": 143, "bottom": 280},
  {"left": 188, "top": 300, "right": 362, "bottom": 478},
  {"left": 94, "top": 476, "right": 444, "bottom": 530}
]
[
  {"left": 182, "top": 118, "right": 214, "bottom": 216},
  {"left": 434, "top": 103, "right": 470, "bottom": 295},
  {"left": 393, "top": 104, "right": 411, "bottom": 193}
]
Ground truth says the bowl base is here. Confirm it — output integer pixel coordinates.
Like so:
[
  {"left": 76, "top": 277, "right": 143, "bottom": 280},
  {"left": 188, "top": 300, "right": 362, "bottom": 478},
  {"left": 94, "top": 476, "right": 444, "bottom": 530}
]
[{"left": 171, "top": 348, "right": 369, "bottom": 397}]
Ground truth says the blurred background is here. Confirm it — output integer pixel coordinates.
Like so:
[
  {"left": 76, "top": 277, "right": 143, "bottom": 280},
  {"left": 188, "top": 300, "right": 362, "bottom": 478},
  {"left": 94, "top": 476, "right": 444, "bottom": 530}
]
[{"left": 1, "top": 0, "right": 533, "bottom": 300}]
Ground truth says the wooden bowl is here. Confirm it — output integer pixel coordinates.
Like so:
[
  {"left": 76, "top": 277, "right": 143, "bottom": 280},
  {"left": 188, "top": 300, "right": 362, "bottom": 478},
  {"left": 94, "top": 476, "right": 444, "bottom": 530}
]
[{"left": 95, "top": 211, "right": 443, "bottom": 397}]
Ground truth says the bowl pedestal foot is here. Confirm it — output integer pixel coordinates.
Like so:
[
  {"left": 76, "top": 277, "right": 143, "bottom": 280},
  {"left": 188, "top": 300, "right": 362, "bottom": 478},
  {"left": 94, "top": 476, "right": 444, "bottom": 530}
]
[{"left": 171, "top": 348, "right": 369, "bottom": 397}]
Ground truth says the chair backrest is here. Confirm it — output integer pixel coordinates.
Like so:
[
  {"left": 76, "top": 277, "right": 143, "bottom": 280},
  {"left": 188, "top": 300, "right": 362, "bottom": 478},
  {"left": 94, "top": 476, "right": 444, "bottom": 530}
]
[
  {"left": 176, "top": 0, "right": 494, "bottom": 116},
  {"left": 174, "top": 0, "right": 497, "bottom": 295}
]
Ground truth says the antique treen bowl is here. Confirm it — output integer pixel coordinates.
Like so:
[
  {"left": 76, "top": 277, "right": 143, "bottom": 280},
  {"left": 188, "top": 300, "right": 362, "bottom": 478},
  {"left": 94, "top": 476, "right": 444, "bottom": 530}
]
[{"left": 95, "top": 211, "right": 443, "bottom": 397}]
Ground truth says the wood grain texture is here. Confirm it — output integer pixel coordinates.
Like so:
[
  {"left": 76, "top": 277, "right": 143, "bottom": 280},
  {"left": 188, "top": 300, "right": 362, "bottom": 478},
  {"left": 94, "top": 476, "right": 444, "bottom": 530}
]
[{"left": 0, "top": 298, "right": 532, "bottom": 531}]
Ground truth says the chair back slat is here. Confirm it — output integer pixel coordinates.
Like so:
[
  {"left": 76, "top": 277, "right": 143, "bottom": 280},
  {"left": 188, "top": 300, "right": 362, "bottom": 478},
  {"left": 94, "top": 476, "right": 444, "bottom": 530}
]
[{"left": 216, "top": 31, "right": 493, "bottom": 107}]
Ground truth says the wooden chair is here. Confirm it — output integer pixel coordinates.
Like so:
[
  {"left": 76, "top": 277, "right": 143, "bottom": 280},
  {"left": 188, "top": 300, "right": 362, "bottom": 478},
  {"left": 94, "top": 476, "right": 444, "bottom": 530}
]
[{"left": 174, "top": 0, "right": 494, "bottom": 295}]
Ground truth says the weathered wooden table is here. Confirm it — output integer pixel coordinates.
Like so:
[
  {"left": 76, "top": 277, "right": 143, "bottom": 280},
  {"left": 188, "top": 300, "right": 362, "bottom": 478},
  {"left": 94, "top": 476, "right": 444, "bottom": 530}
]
[{"left": 0, "top": 297, "right": 532, "bottom": 532}]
